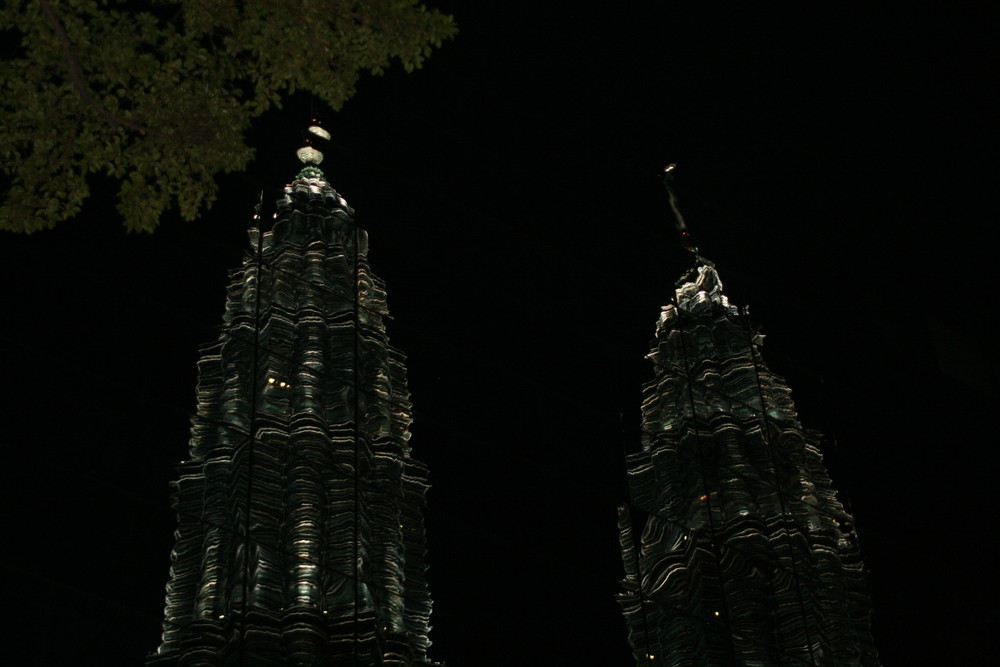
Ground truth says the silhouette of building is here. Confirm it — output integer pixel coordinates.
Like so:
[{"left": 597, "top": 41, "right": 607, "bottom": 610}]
[
  {"left": 618, "top": 260, "right": 879, "bottom": 666},
  {"left": 149, "top": 128, "right": 433, "bottom": 665}
]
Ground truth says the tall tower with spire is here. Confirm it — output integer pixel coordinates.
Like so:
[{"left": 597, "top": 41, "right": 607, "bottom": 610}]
[
  {"left": 618, "top": 172, "right": 878, "bottom": 665},
  {"left": 149, "top": 126, "right": 434, "bottom": 666}
]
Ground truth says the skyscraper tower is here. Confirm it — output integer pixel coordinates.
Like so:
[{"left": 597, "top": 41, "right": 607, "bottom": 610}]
[
  {"left": 618, "top": 177, "right": 878, "bottom": 666},
  {"left": 149, "top": 127, "right": 433, "bottom": 666}
]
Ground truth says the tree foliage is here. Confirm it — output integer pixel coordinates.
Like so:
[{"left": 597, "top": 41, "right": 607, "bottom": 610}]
[{"left": 0, "top": 0, "right": 455, "bottom": 233}]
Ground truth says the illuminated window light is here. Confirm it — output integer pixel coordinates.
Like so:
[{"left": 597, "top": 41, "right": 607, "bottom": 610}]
[
  {"left": 218, "top": 614, "right": 225, "bottom": 620},
  {"left": 713, "top": 611, "right": 721, "bottom": 617}
]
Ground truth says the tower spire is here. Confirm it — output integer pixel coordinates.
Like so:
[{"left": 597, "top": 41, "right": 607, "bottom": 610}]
[
  {"left": 661, "top": 164, "right": 714, "bottom": 270},
  {"left": 296, "top": 120, "right": 331, "bottom": 180}
]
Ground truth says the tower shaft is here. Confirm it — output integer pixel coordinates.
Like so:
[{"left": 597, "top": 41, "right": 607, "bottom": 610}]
[
  {"left": 150, "top": 175, "right": 433, "bottom": 666},
  {"left": 619, "top": 265, "right": 878, "bottom": 666}
]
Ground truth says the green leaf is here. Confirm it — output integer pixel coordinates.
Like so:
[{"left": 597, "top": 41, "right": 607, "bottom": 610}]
[{"left": 0, "top": 0, "right": 456, "bottom": 233}]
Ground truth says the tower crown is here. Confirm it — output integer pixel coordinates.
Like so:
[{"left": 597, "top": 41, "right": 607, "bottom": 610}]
[{"left": 674, "top": 264, "right": 735, "bottom": 315}]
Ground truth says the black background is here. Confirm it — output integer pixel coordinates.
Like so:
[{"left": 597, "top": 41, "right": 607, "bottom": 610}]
[{"left": 2, "top": 2, "right": 996, "bottom": 664}]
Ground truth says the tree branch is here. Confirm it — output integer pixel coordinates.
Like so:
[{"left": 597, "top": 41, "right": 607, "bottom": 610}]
[{"left": 37, "top": 0, "right": 149, "bottom": 135}]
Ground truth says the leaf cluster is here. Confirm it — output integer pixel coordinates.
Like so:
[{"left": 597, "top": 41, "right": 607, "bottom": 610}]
[{"left": 0, "top": 0, "right": 456, "bottom": 232}]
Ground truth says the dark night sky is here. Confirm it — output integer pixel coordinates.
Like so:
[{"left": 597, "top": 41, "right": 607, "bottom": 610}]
[{"left": 2, "top": 3, "right": 996, "bottom": 665}]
